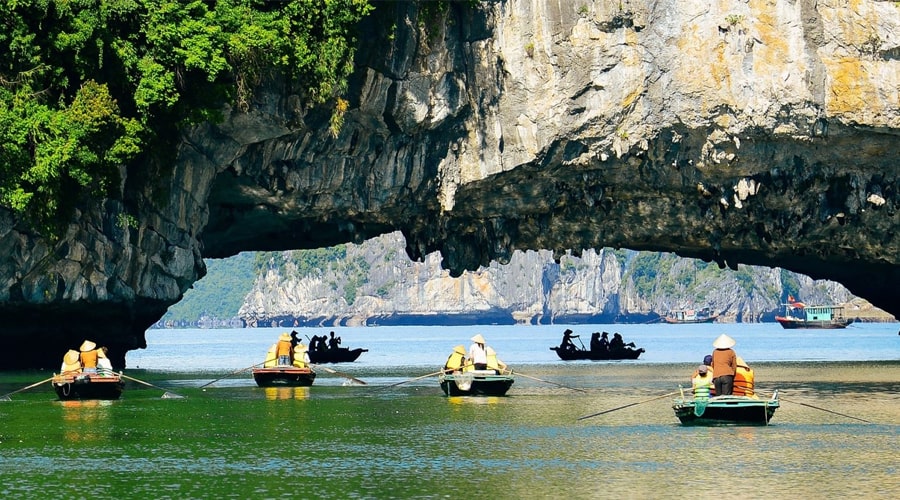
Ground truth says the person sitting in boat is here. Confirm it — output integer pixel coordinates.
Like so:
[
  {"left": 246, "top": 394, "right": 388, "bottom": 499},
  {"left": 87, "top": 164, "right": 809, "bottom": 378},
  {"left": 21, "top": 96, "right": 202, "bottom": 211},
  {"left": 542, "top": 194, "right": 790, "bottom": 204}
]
[
  {"left": 290, "top": 330, "right": 301, "bottom": 348},
  {"left": 60, "top": 349, "right": 82, "bottom": 375},
  {"left": 468, "top": 334, "right": 489, "bottom": 371},
  {"left": 485, "top": 346, "right": 507, "bottom": 374},
  {"left": 691, "top": 364, "right": 714, "bottom": 400},
  {"left": 559, "top": 329, "right": 579, "bottom": 352},
  {"left": 609, "top": 333, "right": 626, "bottom": 350},
  {"left": 711, "top": 334, "right": 738, "bottom": 396},
  {"left": 701, "top": 354, "right": 716, "bottom": 396},
  {"left": 292, "top": 343, "right": 311, "bottom": 369},
  {"left": 732, "top": 356, "right": 755, "bottom": 397},
  {"left": 79, "top": 340, "right": 99, "bottom": 374},
  {"left": 444, "top": 345, "right": 467, "bottom": 372},
  {"left": 589, "top": 332, "right": 607, "bottom": 352},
  {"left": 328, "top": 331, "right": 342, "bottom": 351},
  {"left": 276, "top": 333, "right": 293, "bottom": 366},
  {"left": 97, "top": 347, "right": 114, "bottom": 375}
]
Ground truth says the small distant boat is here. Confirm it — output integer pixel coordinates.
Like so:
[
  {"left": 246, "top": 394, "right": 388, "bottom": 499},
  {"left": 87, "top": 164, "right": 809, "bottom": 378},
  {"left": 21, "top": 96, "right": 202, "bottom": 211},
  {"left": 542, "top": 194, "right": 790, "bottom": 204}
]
[
  {"left": 663, "top": 307, "right": 718, "bottom": 324},
  {"left": 52, "top": 372, "right": 124, "bottom": 400},
  {"left": 252, "top": 366, "right": 317, "bottom": 387},
  {"left": 550, "top": 346, "right": 644, "bottom": 361},
  {"left": 673, "top": 390, "right": 780, "bottom": 426},
  {"left": 775, "top": 296, "right": 852, "bottom": 329},
  {"left": 438, "top": 370, "right": 514, "bottom": 396},
  {"left": 307, "top": 347, "right": 368, "bottom": 364}
]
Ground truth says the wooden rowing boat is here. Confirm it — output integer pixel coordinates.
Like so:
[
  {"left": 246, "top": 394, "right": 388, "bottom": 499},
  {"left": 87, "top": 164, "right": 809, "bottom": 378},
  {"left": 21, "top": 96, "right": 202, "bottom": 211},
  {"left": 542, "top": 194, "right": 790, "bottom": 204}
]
[
  {"left": 672, "top": 390, "right": 780, "bottom": 426},
  {"left": 550, "top": 345, "right": 644, "bottom": 360},
  {"left": 438, "top": 370, "right": 514, "bottom": 396},
  {"left": 252, "top": 366, "right": 316, "bottom": 387},
  {"left": 52, "top": 372, "right": 124, "bottom": 400},
  {"left": 307, "top": 347, "right": 368, "bottom": 364}
]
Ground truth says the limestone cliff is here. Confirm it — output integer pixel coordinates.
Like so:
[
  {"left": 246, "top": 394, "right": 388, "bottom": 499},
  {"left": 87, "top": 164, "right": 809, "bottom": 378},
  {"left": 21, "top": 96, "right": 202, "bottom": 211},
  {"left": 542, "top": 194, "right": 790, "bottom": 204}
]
[
  {"left": 1, "top": 0, "right": 898, "bottom": 368},
  {"left": 235, "top": 232, "right": 856, "bottom": 327}
]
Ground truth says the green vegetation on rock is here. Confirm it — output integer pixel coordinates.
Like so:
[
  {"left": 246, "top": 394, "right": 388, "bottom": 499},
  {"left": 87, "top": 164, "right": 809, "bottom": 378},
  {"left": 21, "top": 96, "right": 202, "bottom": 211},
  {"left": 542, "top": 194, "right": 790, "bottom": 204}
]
[{"left": 1, "top": 0, "right": 373, "bottom": 237}]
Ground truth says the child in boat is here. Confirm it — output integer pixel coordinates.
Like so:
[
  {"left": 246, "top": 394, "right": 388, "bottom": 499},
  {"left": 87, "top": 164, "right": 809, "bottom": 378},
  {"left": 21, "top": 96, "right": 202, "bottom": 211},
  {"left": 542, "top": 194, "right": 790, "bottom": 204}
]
[{"left": 691, "top": 365, "right": 714, "bottom": 400}]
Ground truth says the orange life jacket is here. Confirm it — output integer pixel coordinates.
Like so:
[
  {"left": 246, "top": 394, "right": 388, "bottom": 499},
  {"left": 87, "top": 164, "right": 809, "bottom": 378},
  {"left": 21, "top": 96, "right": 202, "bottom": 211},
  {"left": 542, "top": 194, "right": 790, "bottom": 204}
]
[{"left": 733, "top": 366, "right": 755, "bottom": 396}]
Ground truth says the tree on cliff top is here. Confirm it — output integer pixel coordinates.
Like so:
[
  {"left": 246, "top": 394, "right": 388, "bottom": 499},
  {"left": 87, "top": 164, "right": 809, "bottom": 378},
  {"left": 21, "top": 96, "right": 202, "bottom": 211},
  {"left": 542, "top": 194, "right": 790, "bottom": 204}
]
[{"left": 0, "top": 0, "right": 373, "bottom": 238}]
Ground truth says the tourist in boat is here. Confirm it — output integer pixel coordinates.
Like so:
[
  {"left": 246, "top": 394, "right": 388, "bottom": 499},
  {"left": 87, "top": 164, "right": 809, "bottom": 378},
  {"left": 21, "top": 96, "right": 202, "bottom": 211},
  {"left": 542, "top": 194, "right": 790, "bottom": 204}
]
[
  {"left": 589, "top": 332, "right": 603, "bottom": 352},
  {"left": 97, "top": 347, "right": 114, "bottom": 375},
  {"left": 328, "top": 331, "right": 342, "bottom": 351},
  {"left": 60, "top": 349, "right": 82, "bottom": 374},
  {"left": 275, "top": 333, "right": 293, "bottom": 366},
  {"left": 596, "top": 332, "right": 611, "bottom": 352},
  {"left": 468, "top": 334, "right": 489, "bottom": 370},
  {"left": 559, "top": 329, "right": 579, "bottom": 352},
  {"left": 79, "top": 340, "right": 99, "bottom": 374},
  {"left": 444, "top": 345, "right": 467, "bottom": 372},
  {"left": 711, "top": 334, "right": 738, "bottom": 396},
  {"left": 292, "top": 343, "right": 311, "bottom": 368},
  {"left": 610, "top": 332, "right": 633, "bottom": 350},
  {"left": 290, "top": 330, "right": 301, "bottom": 348},
  {"left": 485, "top": 346, "right": 507, "bottom": 374},
  {"left": 733, "top": 357, "right": 755, "bottom": 397},
  {"left": 691, "top": 365, "right": 713, "bottom": 400}
]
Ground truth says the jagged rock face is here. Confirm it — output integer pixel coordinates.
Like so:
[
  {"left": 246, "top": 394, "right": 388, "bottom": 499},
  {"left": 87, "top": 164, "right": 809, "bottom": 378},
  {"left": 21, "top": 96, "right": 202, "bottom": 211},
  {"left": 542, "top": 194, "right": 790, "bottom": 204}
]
[
  {"left": 0, "top": 0, "right": 898, "bottom": 368},
  {"left": 239, "top": 232, "right": 854, "bottom": 327}
]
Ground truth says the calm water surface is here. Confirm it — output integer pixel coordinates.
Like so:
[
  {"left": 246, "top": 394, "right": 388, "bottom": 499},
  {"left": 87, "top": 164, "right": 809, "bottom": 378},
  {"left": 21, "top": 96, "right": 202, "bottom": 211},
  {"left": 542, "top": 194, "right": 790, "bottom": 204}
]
[{"left": 2, "top": 323, "right": 898, "bottom": 498}]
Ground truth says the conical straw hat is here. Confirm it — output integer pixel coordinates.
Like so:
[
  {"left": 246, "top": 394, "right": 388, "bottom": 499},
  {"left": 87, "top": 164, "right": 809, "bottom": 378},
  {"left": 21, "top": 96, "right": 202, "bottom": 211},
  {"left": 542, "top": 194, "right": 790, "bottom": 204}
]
[
  {"left": 470, "top": 334, "right": 486, "bottom": 344},
  {"left": 80, "top": 340, "right": 96, "bottom": 352},
  {"left": 279, "top": 333, "right": 291, "bottom": 341},
  {"left": 452, "top": 345, "right": 466, "bottom": 355},
  {"left": 63, "top": 349, "right": 80, "bottom": 364},
  {"left": 712, "top": 334, "right": 736, "bottom": 349}
]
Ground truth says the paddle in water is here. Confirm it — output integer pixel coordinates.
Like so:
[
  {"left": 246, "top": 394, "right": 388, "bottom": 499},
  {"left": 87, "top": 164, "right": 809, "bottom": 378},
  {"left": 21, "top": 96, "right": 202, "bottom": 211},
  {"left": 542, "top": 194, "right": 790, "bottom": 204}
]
[
  {"left": 578, "top": 391, "right": 680, "bottom": 420},
  {"left": 0, "top": 376, "right": 55, "bottom": 401},
  {"left": 119, "top": 373, "right": 185, "bottom": 399}
]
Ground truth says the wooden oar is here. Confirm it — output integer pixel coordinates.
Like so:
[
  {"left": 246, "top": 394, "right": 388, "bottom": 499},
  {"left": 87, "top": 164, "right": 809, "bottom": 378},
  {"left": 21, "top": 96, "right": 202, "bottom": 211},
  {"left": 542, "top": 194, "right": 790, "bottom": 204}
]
[
  {"left": 0, "top": 376, "right": 55, "bottom": 401},
  {"left": 375, "top": 369, "right": 452, "bottom": 391},
  {"left": 119, "top": 373, "right": 185, "bottom": 399},
  {"left": 779, "top": 396, "right": 872, "bottom": 424},
  {"left": 311, "top": 364, "right": 367, "bottom": 385},
  {"left": 577, "top": 391, "right": 680, "bottom": 420},
  {"left": 510, "top": 370, "right": 588, "bottom": 393},
  {"left": 199, "top": 360, "right": 270, "bottom": 389}
]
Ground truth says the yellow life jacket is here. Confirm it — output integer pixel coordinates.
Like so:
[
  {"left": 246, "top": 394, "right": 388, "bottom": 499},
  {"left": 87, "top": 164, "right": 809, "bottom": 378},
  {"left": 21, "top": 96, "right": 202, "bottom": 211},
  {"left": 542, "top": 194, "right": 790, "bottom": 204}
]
[
  {"left": 264, "top": 345, "right": 277, "bottom": 368},
  {"left": 692, "top": 372, "right": 713, "bottom": 399},
  {"left": 444, "top": 352, "right": 465, "bottom": 371},
  {"left": 485, "top": 346, "right": 506, "bottom": 373}
]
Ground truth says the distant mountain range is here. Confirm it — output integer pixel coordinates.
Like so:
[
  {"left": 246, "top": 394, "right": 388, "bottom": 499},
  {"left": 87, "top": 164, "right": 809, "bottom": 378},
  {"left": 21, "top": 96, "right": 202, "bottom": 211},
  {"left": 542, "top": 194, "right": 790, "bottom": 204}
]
[{"left": 158, "top": 232, "right": 891, "bottom": 328}]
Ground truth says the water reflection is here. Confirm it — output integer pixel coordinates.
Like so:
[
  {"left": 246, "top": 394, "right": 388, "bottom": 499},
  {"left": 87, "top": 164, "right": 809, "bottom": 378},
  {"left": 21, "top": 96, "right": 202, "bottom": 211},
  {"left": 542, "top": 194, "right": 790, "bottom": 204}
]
[
  {"left": 263, "top": 386, "right": 309, "bottom": 400},
  {"left": 59, "top": 399, "right": 113, "bottom": 443},
  {"left": 446, "top": 396, "right": 502, "bottom": 407}
]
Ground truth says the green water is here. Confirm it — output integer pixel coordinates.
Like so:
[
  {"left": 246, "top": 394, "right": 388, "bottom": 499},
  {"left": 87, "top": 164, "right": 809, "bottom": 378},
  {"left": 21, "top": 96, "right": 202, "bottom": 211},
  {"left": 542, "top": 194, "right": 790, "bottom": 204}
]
[{"left": 2, "top": 363, "right": 899, "bottom": 499}]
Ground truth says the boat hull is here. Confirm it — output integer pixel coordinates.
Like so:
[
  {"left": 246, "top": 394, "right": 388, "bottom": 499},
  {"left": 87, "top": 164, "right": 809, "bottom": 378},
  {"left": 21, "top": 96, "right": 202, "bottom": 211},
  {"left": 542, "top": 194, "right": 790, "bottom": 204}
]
[
  {"left": 307, "top": 347, "right": 368, "bottom": 364},
  {"left": 663, "top": 316, "right": 717, "bottom": 324},
  {"left": 252, "top": 367, "right": 317, "bottom": 387},
  {"left": 775, "top": 317, "right": 852, "bottom": 329},
  {"left": 52, "top": 373, "right": 124, "bottom": 400},
  {"left": 550, "top": 346, "right": 644, "bottom": 361},
  {"left": 673, "top": 396, "right": 779, "bottom": 426},
  {"left": 439, "top": 371, "right": 514, "bottom": 396}
]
